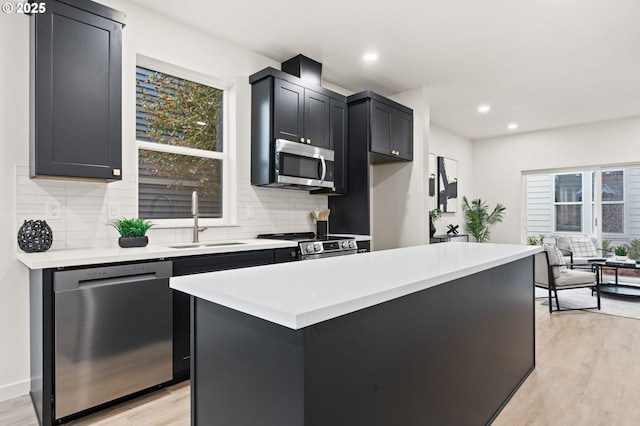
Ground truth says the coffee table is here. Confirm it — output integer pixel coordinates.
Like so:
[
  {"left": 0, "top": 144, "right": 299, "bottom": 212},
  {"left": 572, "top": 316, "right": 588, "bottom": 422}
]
[{"left": 589, "top": 260, "right": 640, "bottom": 297}]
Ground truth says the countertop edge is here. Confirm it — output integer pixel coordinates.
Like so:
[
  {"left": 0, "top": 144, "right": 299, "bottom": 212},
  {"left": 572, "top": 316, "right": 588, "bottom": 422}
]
[{"left": 16, "top": 239, "right": 298, "bottom": 270}]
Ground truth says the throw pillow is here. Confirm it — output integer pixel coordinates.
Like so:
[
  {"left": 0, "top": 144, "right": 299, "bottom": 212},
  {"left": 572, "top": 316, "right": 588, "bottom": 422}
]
[
  {"left": 570, "top": 239, "right": 598, "bottom": 258},
  {"left": 544, "top": 245, "right": 568, "bottom": 278}
]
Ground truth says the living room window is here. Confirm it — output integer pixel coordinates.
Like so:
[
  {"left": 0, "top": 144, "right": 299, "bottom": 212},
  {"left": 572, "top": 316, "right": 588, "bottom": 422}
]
[
  {"left": 554, "top": 173, "right": 583, "bottom": 233},
  {"left": 526, "top": 166, "right": 637, "bottom": 242},
  {"left": 601, "top": 170, "right": 624, "bottom": 234},
  {"left": 135, "top": 59, "right": 233, "bottom": 224}
]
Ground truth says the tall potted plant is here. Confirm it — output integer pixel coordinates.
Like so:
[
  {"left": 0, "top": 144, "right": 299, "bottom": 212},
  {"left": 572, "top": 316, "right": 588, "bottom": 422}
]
[{"left": 462, "top": 197, "right": 506, "bottom": 243}]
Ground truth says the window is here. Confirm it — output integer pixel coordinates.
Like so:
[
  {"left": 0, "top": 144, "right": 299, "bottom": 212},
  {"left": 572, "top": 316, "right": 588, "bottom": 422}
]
[
  {"left": 602, "top": 170, "right": 624, "bottom": 233},
  {"left": 527, "top": 167, "right": 635, "bottom": 240},
  {"left": 554, "top": 173, "right": 583, "bottom": 233},
  {"left": 136, "top": 61, "right": 231, "bottom": 222}
]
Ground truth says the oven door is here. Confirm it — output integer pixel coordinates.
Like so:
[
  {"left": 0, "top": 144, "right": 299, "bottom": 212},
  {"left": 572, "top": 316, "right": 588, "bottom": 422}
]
[{"left": 275, "top": 139, "right": 334, "bottom": 189}]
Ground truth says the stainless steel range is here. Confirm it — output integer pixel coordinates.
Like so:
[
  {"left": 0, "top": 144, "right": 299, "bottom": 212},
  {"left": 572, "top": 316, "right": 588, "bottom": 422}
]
[{"left": 257, "top": 232, "right": 358, "bottom": 260}]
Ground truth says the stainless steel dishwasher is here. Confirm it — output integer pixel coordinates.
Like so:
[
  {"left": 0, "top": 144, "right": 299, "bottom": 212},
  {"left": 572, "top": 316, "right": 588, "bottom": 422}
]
[{"left": 53, "top": 261, "right": 173, "bottom": 420}]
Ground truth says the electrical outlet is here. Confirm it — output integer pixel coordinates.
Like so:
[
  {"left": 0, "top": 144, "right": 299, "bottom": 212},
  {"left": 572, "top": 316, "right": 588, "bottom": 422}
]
[
  {"left": 108, "top": 203, "right": 120, "bottom": 219},
  {"left": 46, "top": 201, "right": 61, "bottom": 219}
]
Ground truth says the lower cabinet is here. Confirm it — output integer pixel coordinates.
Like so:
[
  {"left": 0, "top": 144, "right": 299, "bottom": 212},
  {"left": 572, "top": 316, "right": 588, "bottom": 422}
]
[{"left": 171, "top": 250, "right": 278, "bottom": 380}]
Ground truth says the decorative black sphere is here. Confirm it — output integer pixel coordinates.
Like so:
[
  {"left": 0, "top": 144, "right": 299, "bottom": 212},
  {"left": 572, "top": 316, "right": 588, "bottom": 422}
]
[{"left": 17, "top": 220, "right": 53, "bottom": 253}]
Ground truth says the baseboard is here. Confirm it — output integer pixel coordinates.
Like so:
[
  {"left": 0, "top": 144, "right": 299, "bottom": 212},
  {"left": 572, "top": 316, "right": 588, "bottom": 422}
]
[{"left": 0, "top": 380, "right": 30, "bottom": 402}]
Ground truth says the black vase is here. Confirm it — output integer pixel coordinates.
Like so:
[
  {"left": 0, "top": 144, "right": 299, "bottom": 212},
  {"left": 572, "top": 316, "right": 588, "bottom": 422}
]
[
  {"left": 430, "top": 220, "right": 436, "bottom": 238},
  {"left": 118, "top": 236, "right": 149, "bottom": 248},
  {"left": 17, "top": 219, "right": 53, "bottom": 253}
]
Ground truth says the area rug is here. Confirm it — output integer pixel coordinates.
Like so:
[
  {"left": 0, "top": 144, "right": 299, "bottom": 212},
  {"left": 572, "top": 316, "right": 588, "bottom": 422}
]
[{"left": 535, "top": 287, "right": 640, "bottom": 320}]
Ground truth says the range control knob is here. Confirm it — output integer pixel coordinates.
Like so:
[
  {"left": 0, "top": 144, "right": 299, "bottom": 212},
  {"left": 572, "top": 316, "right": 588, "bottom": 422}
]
[
  {"left": 305, "top": 244, "right": 314, "bottom": 253},
  {"left": 348, "top": 241, "right": 356, "bottom": 249},
  {"left": 341, "top": 241, "right": 350, "bottom": 249},
  {"left": 313, "top": 242, "right": 322, "bottom": 252}
]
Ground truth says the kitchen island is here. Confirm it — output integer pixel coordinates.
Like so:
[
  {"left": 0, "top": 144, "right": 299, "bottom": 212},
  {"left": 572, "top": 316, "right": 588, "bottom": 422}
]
[{"left": 171, "top": 242, "right": 541, "bottom": 426}]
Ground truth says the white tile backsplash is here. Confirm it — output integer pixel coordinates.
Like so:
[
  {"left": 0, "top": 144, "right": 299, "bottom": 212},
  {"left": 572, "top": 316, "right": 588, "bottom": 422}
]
[{"left": 15, "top": 165, "right": 328, "bottom": 250}]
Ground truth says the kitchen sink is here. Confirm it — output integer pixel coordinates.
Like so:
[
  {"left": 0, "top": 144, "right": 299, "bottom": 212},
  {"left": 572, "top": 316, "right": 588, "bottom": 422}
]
[{"left": 167, "top": 242, "right": 246, "bottom": 249}]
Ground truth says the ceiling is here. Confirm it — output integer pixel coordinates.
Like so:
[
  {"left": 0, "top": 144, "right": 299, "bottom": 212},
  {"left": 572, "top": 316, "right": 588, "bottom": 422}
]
[{"left": 126, "top": 0, "right": 640, "bottom": 140}]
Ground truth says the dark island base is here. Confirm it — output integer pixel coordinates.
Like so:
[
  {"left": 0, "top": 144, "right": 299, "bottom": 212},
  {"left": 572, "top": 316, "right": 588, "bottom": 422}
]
[{"left": 192, "top": 258, "right": 535, "bottom": 426}]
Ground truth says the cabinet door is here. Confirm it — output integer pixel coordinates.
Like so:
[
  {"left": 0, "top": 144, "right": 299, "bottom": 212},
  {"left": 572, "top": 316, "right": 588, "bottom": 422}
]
[
  {"left": 32, "top": 2, "right": 122, "bottom": 180},
  {"left": 273, "top": 79, "right": 304, "bottom": 142},
  {"left": 370, "top": 100, "right": 394, "bottom": 157},
  {"left": 394, "top": 109, "right": 413, "bottom": 161},
  {"left": 304, "top": 89, "right": 331, "bottom": 149}
]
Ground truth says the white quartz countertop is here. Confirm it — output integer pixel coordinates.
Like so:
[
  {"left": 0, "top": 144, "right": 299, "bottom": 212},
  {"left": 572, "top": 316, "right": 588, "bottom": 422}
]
[
  {"left": 171, "top": 242, "right": 542, "bottom": 330},
  {"left": 16, "top": 239, "right": 298, "bottom": 269}
]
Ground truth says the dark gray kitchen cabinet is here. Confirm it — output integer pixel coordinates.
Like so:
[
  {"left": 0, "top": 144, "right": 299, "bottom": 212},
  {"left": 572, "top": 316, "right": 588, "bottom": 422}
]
[
  {"left": 250, "top": 67, "right": 348, "bottom": 193},
  {"left": 351, "top": 91, "right": 413, "bottom": 163},
  {"left": 273, "top": 78, "right": 331, "bottom": 149},
  {"left": 328, "top": 92, "right": 413, "bottom": 235},
  {"left": 30, "top": 0, "right": 125, "bottom": 181}
]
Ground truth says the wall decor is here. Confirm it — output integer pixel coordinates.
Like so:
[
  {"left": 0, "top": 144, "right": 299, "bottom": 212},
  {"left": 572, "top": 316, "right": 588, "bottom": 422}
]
[
  {"left": 17, "top": 219, "right": 53, "bottom": 253},
  {"left": 437, "top": 156, "right": 458, "bottom": 212},
  {"left": 428, "top": 153, "right": 436, "bottom": 197}
]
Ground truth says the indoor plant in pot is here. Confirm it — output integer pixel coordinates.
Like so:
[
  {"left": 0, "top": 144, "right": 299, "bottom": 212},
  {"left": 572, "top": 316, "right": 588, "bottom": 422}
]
[
  {"left": 112, "top": 218, "right": 153, "bottom": 248},
  {"left": 462, "top": 197, "right": 506, "bottom": 243},
  {"left": 614, "top": 245, "right": 629, "bottom": 261}
]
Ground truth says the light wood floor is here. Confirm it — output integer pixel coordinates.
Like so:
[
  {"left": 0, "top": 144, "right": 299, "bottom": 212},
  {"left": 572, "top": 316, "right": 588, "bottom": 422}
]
[{"left": 3, "top": 300, "right": 640, "bottom": 425}]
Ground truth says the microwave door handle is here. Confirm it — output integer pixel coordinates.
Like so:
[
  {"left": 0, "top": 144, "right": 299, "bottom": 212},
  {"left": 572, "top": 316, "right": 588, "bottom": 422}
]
[{"left": 319, "top": 155, "right": 327, "bottom": 183}]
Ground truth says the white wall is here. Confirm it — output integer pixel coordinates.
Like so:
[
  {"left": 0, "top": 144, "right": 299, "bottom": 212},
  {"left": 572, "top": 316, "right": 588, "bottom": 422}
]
[
  {"left": 473, "top": 116, "right": 640, "bottom": 244},
  {"left": 428, "top": 125, "right": 474, "bottom": 237},
  {"left": 0, "top": 10, "right": 31, "bottom": 401},
  {"left": 0, "top": 0, "right": 351, "bottom": 400}
]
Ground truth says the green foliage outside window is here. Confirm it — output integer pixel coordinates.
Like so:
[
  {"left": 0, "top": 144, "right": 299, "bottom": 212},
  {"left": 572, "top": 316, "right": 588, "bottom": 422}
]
[{"left": 136, "top": 66, "right": 224, "bottom": 217}]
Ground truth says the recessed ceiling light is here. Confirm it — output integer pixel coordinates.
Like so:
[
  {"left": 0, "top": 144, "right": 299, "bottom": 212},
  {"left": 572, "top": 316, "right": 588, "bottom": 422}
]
[
  {"left": 507, "top": 122, "right": 519, "bottom": 130},
  {"left": 196, "top": 121, "right": 207, "bottom": 126},
  {"left": 477, "top": 104, "right": 491, "bottom": 114},
  {"left": 363, "top": 52, "right": 378, "bottom": 62}
]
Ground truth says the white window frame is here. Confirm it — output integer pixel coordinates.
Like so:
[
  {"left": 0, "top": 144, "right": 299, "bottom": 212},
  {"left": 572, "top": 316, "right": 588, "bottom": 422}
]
[
  {"left": 553, "top": 172, "right": 586, "bottom": 234},
  {"left": 135, "top": 55, "right": 237, "bottom": 228},
  {"left": 601, "top": 169, "right": 625, "bottom": 235}
]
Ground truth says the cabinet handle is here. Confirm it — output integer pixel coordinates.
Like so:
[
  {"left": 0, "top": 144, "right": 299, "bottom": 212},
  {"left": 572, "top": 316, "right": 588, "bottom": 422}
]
[
  {"left": 113, "top": 169, "right": 121, "bottom": 176},
  {"left": 395, "top": 151, "right": 400, "bottom": 156},
  {"left": 300, "top": 138, "right": 305, "bottom": 143},
  {"left": 307, "top": 139, "right": 311, "bottom": 144}
]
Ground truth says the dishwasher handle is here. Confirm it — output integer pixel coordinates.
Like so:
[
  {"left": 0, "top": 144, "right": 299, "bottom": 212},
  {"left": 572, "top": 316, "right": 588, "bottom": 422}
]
[{"left": 54, "top": 261, "right": 172, "bottom": 293}]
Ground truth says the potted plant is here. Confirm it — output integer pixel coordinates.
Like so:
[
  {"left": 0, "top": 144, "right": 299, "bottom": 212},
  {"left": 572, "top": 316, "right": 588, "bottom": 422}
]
[
  {"left": 526, "top": 234, "right": 546, "bottom": 246},
  {"left": 614, "top": 245, "right": 629, "bottom": 261},
  {"left": 462, "top": 197, "right": 506, "bottom": 243},
  {"left": 627, "top": 239, "right": 640, "bottom": 261},
  {"left": 111, "top": 218, "right": 153, "bottom": 248},
  {"left": 429, "top": 208, "right": 442, "bottom": 238}
]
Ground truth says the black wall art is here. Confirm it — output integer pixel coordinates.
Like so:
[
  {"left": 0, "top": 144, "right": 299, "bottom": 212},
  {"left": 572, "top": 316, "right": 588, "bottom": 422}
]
[
  {"left": 437, "top": 156, "right": 458, "bottom": 212},
  {"left": 428, "top": 153, "right": 436, "bottom": 197}
]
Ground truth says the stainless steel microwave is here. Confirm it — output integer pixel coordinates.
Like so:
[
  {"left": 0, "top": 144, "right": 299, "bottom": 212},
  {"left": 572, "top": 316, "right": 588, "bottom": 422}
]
[{"left": 273, "top": 139, "right": 335, "bottom": 190}]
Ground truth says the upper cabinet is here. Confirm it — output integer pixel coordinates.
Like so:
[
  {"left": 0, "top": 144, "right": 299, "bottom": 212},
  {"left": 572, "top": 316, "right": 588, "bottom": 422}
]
[
  {"left": 30, "top": 0, "right": 125, "bottom": 181},
  {"left": 349, "top": 91, "right": 413, "bottom": 163},
  {"left": 250, "top": 66, "right": 348, "bottom": 194},
  {"left": 273, "top": 79, "right": 331, "bottom": 150}
]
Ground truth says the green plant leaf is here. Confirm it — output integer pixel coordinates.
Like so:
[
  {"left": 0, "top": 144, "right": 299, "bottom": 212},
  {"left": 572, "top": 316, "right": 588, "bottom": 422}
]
[
  {"left": 111, "top": 218, "right": 153, "bottom": 237},
  {"left": 462, "top": 196, "right": 506, "bottom": 243}
]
